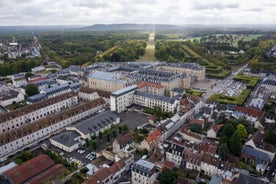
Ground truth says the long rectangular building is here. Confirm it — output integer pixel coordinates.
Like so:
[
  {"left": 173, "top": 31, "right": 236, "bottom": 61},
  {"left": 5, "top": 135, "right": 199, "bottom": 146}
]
[
  {"left": 0, "top": 98, "right": 106, "bottom": 159},
  {"left": 155, "top": 62, "right": 205, "bottom": 81},
  {"left": 0, "top": 92, "right": 78, "bottom": 134},
  {"left": 133, "top": 90, "right": 180, "bottom": 112}
]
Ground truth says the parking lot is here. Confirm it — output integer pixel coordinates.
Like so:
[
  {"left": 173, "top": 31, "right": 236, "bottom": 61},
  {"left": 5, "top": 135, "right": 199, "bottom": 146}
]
[
  {"left": 118, "top": 110, "right": 150, "bottom": 130},
  {"left": 218, "top": 80, "right": 247, "bottom": 97}
]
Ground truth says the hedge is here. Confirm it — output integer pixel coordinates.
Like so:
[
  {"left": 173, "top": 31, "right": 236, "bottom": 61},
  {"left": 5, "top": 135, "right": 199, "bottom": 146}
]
[{"left": 209, "top": 89, "right": 251, "bottom": 105}]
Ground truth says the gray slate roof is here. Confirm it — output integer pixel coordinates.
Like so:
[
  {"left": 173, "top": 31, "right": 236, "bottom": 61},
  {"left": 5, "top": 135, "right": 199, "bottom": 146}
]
[
  {"left": 243, "top": 146, "right": 270, "bottom": 163},
  {"left": 72, "top": 111, "right": 119, "bottom": 136},
  {"left": 134, "top": 90, "right": 178, "bottom": 104},
  {"left": 51, "top": 131, "right": 80, "bottom": 147}
]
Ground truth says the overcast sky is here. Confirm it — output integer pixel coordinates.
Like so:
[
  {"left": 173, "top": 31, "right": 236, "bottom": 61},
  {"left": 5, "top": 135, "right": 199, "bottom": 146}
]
[{"left": 0, "top": 0, "right": 275, "bottom": 26}]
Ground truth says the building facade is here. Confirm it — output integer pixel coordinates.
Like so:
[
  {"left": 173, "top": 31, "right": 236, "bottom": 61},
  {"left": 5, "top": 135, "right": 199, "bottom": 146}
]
[
  {"left": 110, "top": 85, "right": 137, "bottom": 113},
  {"left": 132, "top": 159, "right": 157, "bottom": 184}
]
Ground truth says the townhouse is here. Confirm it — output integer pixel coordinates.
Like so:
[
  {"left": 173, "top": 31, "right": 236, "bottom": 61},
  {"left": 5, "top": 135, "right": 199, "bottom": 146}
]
[
  {"left": 0, "top": 92, "right": 78, "bottom": 133},
  {"left": 136, "top": 129, "right": 162, "bottom": 152},
  {"left": 163, "top": 141, "right": 185, "bottom": 167},
  {"left": 132, "top": 159, "right": 158, "bottom": 184},
  {"left": 84, "top": 159, "right": 127, "bottom": 184},
  {"left": 113, "top": 132, "right": 134, "bottom": 154}
]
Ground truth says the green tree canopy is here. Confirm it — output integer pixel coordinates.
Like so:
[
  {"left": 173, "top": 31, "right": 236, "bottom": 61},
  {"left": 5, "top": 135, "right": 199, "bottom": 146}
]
[
  {"left": 222, "top": 123, "right": 235, "bottom": 138},
  {"left": 229, "top": 131, "right": 242, "bottom": 156},
  {"left": 236, "top": 124, "right": 248, "bottom": 139},
  {"left": 158, "top": 169, "right": 177, "bottom": 184},
  {"left": 25, "top": 83, "right": 39, "bottom": 96},
  {"left": 218, "top": 143, "right": 229, "bottom": 161}
]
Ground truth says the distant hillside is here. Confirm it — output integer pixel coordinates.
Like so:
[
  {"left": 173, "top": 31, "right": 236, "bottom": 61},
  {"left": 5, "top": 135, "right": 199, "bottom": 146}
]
[
  {"left": 81, "top": 24, "right": 186, "bottom": 31},
  {"left": 0, "top": 25, "right": 84, "bottom": 32}
]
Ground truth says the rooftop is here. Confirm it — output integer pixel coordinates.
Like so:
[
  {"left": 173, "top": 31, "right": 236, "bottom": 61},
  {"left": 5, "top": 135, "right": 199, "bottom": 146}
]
[
  {"left": 51, "top": 131, "right": 80, "bottom": 147},
  {"left": 89, "top": 70, "right": 126, "bottom": 83},
  {"left": 111, "top": 85, "right": 138, "bottom": 97},
  {"left": 70, "top": 111, "right": 119, "bottom": 136},
  {"left": 134, "top": 90, "right": 178, "bottom": 104},
  {"left": 0, "top": 92, "right": 77, "bottom": 124},
  {"left": 3, "top": 154, "right": 55, "bottom": 184},
  {"left": 0, "top": 98, "right": 106, "bottom": 146}
]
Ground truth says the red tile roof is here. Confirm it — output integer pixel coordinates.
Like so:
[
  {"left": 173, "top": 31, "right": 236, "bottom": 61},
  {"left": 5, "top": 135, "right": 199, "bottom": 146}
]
[
  {"left": 79, "top": 86, "right": 111, "bottom": 98},
  {"left": 25, "top": 164, "right": 67, "bottom": 184},
  {"left": 163, "top": 160, "right": 175, "bottom": 169},
  {"left": 199, "top": 143, "right": 218, "bottom": 155},
  {"left": 115, "top": 159, "right": 126, "bottom": 170},
  {"left": 189, "top": 118, "right": 205, "bottom": 126},
  {"left": 108, "top": 163, "right": 119, "bottom": 174},
  {"left": 83, "top": 175, "right": 99, "bottom": 184},
  {"left": 115, "top": 132, "right": 133, "bottom": 146},
  {"left": 235, "top": 106, "right": 265, "bottom": 120},
  {"left": 146, "top": 129, "right": 162, "bottom": 147},
  {"left": 95, "top": 167, "right": 112, "bottom": 182},
  {"left": 3, "top": 154, "right": 55, "bottom": 184}
]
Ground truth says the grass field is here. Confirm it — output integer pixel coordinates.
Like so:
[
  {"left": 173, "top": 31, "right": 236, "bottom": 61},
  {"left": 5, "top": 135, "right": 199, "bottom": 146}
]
[
  {"left": 98, "top": 45, "right": 119, "bottom": 57},
  {"left": 137, "top": 32, "right": 157, "bottom": 61},
  {"left": 242, "top": 34, "right": 263, "bottom": 41}
]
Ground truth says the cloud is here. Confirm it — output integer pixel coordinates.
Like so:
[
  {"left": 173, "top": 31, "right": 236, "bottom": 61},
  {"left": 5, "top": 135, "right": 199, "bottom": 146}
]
[
  {"left": 192, "top": 2, "right": 240, "bottom": 10},
  {"left": 0, "top": 0, "right": 275, "bottom": 25}
]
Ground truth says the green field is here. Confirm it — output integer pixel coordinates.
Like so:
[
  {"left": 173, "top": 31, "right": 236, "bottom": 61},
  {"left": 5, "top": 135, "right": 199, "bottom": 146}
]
[
  {"left": 242, "top": 34, "right": 263, "bottom": 42},
  {"left": 137, "top": 32, "right": 157, "bottom": 61}
]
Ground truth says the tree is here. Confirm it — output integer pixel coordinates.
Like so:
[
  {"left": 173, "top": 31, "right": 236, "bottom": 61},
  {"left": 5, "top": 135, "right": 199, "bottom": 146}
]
[
  {"left": 158, "top": 169, "right": 177, "bottom": 184},
  {"left": 112, "top": 129, "right": 117, "bottom": 138},
  {"left": 218, "top": 143, "right": 229, "bottom": 160},
  {"left": 222, "top": 123, "right": 235, "bottom": 138},
  {"left": 118, "top": 126, "right": 122, "bottom": 134},
  {"left": 106, "top": 133, "right": 110, "bottom": 142},
  {"left": 99, "top": 131, "right": 103, "bottom": 140},
  {"left": 25, "top": 72, "right": 34, "bottom": 80},
  {"left": 236, "top": 124, "right": 248, "bottom": 139},
  {"left": 25, "top": 83, "right": 39, "bottom": 96},
  {"left": 190, "top": 123, "right": 202, "bottom": 134},
  {"left": 229, "top": 131, "right": 242, "bottom": 156},
  {"left": 92, "top": 140, "right": 98, "bottom": 150},
  {"left": 122, "top": 124, "right": 129, "bottom": 132}
]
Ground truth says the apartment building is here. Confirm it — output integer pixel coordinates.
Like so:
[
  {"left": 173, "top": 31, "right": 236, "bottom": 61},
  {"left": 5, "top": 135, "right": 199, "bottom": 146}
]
[
  {"left": 133, "top": 90, "right": 180, "bottom": 112},
  {"left": 132, "top": 159, "right": 157, "bottom": 184},
  {"left": 110, "top": 85, "right": 138, "bottom": 113},
  {"left": 130, "top": 69, "right": 191, "bottom": 95},
  {"left": 113, "top": 132, "right": 134, "bottom": 153},
  {"left": 155, "top": 62, "right": 205, "bottom": 81},
  {"left": 164, "top": 141, "right": 185, "bottom": 167},
  {"left": 137, "top": 81, "right": 165, "bottom": 96},
  {"left": 78, "top": 86, "right": 111, "bottom": 102},
  {"left": 88, "top": 70, "right": 135, "bottom": 92},
  {"left": 0, "top": 98, "right": 106, "bottom": 159},
  {"left": 0, "top": 92, "right": 78, "bottom": 133},
  {"left": 11, "top": 73, "right": 27, "bottom": 87}
]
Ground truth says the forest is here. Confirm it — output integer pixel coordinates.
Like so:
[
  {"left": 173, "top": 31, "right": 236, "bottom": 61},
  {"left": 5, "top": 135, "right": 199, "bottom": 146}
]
[{"left": 0, "top": 27, "right": 276, "bottom": 77}]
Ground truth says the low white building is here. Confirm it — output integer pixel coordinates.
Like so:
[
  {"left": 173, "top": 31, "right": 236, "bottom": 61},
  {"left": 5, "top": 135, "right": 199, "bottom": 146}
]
[
  {"left": 110, "top": 85, "right": 137, "bottom": 113},
  {"left": 50, "top": 131, "right": 81, "bottom": 152},
  {"left": 0, "top": 90, "right": 24, "bottom": 107},
  {"left": 66, "top": 111, "right": 120, "bottom": 140}
]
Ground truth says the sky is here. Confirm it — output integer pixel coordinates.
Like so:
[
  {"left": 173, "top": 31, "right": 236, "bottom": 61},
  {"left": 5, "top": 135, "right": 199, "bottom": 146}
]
[{"left": 0, "top": 0, "right": 275, "bottom": 26}]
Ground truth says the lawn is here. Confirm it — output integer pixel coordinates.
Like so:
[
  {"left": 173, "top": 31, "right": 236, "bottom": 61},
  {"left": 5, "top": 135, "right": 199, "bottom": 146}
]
[
  {"left": 137, "top": 32, "right": 158, "bottom": 61},
  {"left": 185, "top": 88, "right": 203, "bottom": 96},
  {"left": 209, "top": 89, "right": 251, "bottom": 105},
  {"left": 242, "top": 34, "right": 263, "bottom": 42}
]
